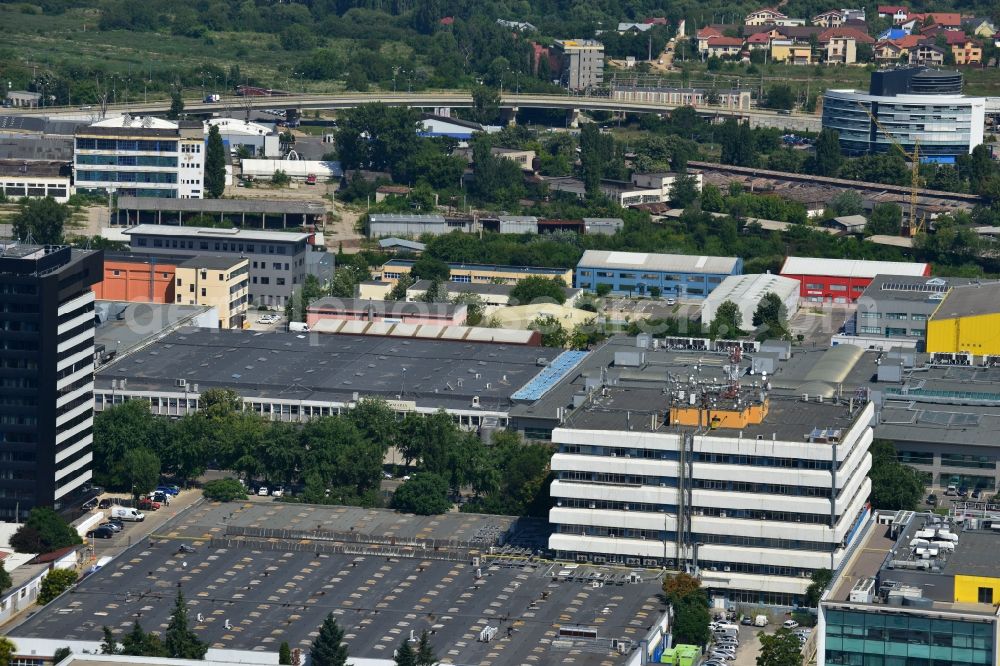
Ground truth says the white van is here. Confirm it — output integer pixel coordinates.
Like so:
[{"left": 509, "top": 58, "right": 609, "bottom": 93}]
[
  {"left": 110, "top": 506, "right": 145, "bottom": 522},
  {"left": 288, "top": 322, "right": 310, "bottom": 333}
]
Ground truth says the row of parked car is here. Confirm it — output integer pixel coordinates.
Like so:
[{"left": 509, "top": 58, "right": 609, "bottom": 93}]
[{"left": 83, "top": 486, "right": 182, "bottom": 538}]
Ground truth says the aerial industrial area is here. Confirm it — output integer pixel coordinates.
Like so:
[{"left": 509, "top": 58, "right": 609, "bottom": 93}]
[{"left": 2, "top": 2, "right": 1000, "bottom": 666}]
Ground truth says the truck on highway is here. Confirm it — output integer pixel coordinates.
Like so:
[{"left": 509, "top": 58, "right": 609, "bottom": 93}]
[{"left": 204, "top": 94, "right": 221, "bottom": 103}]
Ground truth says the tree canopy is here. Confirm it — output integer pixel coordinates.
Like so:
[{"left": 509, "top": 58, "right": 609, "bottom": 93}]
[
  {"left": 165, "top": 590, "right": 208, "bottom": 659},
  {"left": 204, "top": 124, "right": 226, "bottom": 198},
  {"left": 510, "top": 277, "right": 567, "bottom": 305},
  {"left": 663, "top": 573, "right": 710, "bottom": 646},
  {"left": 870, "top": 439, "right": 925, "bottom": 510},
  {"left": 392, "top": 472, "right": 452, "bottom": 515},
  {"left": 709, "top": 300, "right": 743, "bottom": 339},
  {"left": 10, "top": 507, "right": 82, "bottom": 554},
  {"left": 757, "top": 629, "right": 802, "bottom": 666},
  {"left": 311, "top": 614, "right": 349, "bottom": 666},
  {"left": 12, "top": 197, "right": 68, "bottom": 245}
]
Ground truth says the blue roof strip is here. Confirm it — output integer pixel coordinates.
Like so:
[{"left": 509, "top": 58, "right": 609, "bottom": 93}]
[{"left": 511, "top": 350, "right": 590, "bottom": 401}]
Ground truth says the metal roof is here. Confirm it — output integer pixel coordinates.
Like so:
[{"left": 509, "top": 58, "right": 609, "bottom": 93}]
[
  {"left": 929, "top": 282, "right": 1000, "bottom": 320},
  {"left": 117, "top": 196, "right": 325, "bottom": 216},
  {"left": 124, "top": 224, "right": 312, "bottom": 243},
  {"left": 780, "top": 256, "right": 929, "bottom": 279},
  {"left": 578, "top": 250, "right": 740, "bottom": 275}
]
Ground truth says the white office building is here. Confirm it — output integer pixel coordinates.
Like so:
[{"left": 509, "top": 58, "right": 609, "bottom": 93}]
[
  {"left": 549, "top": 386, "right": 874, "bottom": 606},
  {"left": 822, "top": 68, "right": 985, "bottom": 158},
  {"left": 74, "top": 116, "right": 206, "bottom": 199}
]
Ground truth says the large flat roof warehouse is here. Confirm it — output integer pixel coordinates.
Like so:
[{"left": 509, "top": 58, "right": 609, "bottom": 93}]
[
  {"left": 927, "top": 282, "right": 1000, "bottom": 320},
  {"left": 9, "top": 503, "right": 666, "bottom": 665},
  {"left": 117, "top": 196, "right": 326, "bottom": 216},
  {"left": 95, "top": 327, "right": 562, "bottom": 413},
  {"left": 124, "top": 224, "right": 313, "bottom": 243},
  {"left": 780, "top": 256, "right": 930, "bottom": 278},
  {"left": 861, "top": 275, "right": 975, "bottom": 303},
  {"left": 577, "top": 250, "right": 741, "bottom": 274}
]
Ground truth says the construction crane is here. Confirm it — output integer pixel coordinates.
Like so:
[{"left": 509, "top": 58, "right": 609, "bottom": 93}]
[{"left": 856, "top": 102, "right": 925, "bottom": 237}]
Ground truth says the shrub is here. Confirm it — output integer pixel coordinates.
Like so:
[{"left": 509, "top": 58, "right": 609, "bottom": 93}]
[{"left": 202, "top": 478, "right": 248, "bottom": 502}]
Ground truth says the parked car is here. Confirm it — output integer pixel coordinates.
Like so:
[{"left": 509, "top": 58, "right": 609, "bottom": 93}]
[
  {"left": 258, "top": 486, "right": 269, "bottom": 496},
  {"left": 111, "top": 507, "right": 146, "bottom": 522},
  {"left": 710, "top": 653, "right": 736, "bottom": 662},
  {"left": 783, "top": 620, "right": 799, "bottom": 629},
  {"left": 98, "top": 498, "right": 117, "bottom": 509},
  {"left": 152, "top": 491, "right": 170, "bottom": 505},
  {"left": 101, "top": 522, "right": 123, "bottom": 532},
  {"left": 137, "top": 498, "right": 160, "bottom": 511},
  {"left": 271, "top": 487, "right": 284, "bottom": 498},
  {"left": 927, "top": 493, "right": 938, "bottom": 506},
  {"left": 87, "top": 526, "right": 115, "bottom": 539},
  {"left": 82, "top": 498, "right": 98, "bottom": 511},
  {"left": 156, "top": 485, "right": 180, "bottom": 496},
  {"left": 106, "top": 519, "right": 124, "bottom": 530},
  {"left": 741, "top": 616, "right": 753, "bottom": 625}
]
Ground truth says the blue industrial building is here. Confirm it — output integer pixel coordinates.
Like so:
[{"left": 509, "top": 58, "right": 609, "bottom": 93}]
[{"left": 575, "top": 250, "right": 742, "bottom": 298}]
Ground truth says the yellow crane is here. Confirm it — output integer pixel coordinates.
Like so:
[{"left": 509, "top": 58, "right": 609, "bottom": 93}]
[{"left": 856, "top": 102, "right": 925, "bottom": 237}]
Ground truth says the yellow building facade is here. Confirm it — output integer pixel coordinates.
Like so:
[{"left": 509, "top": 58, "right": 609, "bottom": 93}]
[
  {"left": 954, "top": 574, "right": 1000, "bottom": 605},
  {"left": 377, "top": 260, "right": 573, "bottom": 287},
  {"left": 175, "top": 256, "right": 250, "bottom": 329},
  {"left": 925, "top": 284, "right": 1000, "bottom": 356}
]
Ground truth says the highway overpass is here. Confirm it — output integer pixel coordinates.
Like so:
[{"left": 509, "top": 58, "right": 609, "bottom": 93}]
[{"left": 5, "top": 91, "right": 823, "bottom": 132}]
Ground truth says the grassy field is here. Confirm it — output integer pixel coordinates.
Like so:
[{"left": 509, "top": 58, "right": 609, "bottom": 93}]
[{"left": 0, "top": 6, "right": 355, "bottom": 99}]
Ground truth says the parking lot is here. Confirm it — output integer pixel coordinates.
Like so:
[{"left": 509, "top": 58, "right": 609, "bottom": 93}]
[{"left": 246, "top": 312, "right": 286, "bottom": 332}]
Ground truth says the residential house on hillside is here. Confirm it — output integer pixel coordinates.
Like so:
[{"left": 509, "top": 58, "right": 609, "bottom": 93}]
[
  {"left": 819, "top": 26, "right": 874, "bottom": 64},
  {"left": 706, "top": 36, "right": 745, "bottom": 58},
  {"left": 949, "top": 36, "right": 983, "bottom": 65},
  {"left": 812, "top": 9, "right": 866, "bottom": 27},
  {"left": 877, "top": 5, "right": 909, "bottom": 24},
  {"left": 696, "top": 26, "right": 725, "bottom": 53},
  {"left": 908, "top": 42, "right": 946, "bottom": 66},
  {"left": 745, "top": 8, "right": 788, "bottom": 25},
  {"left": 961, "top": 17, "right": 996, "bottom": 37},
  {"left": 746, "top": 32, "right": 772, "bottom": 49},
  {"left": 874, "top": 34, "right": 923, "bottom": 63}
]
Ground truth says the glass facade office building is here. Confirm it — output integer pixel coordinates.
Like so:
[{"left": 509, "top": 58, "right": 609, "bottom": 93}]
[{"left": 824, "top": 607, "right": 995, "bottom": 666}]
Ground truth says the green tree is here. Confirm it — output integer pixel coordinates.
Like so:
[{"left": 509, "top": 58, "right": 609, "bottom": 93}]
[
  {"left": 510, "top": 277, "right": 567, "bottom": 305},
  {"left": 580, "top": 123, "right": 616, "bottom": 197},
  {"left": 470, "top": 143, "right": 525, "bottom": 205},
  {"left": 757, "top": 628, "right": 802, "bottom": 666},
  {"left": 805, "top": 568, "right": 833, "bottom": 607},
  {"left": 347, "top": 398, "right": 399, "bottom": 452},
  {"left": 673, "top": 594, "right": 711, "bottom": 645},
  {"left": 93, "top": 400, "right": 170, "bottom": 490},
  {"left": 12, "top": 197, "right": 69, "bottom": 245},
  {"left": 279, "top": 642, "right": 293, "bottom": 665},
  {"left": 453, "top": 292, "right": 486, "bottom": 325},
  {"left": 271, "top": 170, "right": 292, "bottom": 186},
  {"left": 204, "top": 124, "right": 226, "bottom": 198},
  {"left": 763, "top": 84, "right": 795, "bottom": 110},
  {"left": 827, "top": 189, "right": 863, "bottom": 217},
  {"left": 168, "top": 89, "right": 184, "bottom": 119},
  {"left": 10, "top": 507, "right": 82, "bottom": 554},
  {"left": 416, "top": 630, "right": 436, "bottom": 666},
  {"left": 387, "top": 273, "right": 415, "bottom": 301},
  {"left": 813, "top": 129, "right": 843, "bottom": 177},
  {"left": 709, "top": 300, "right": 743, "bottom": 339},
  {"left": 752, "top": 292, "right": 789, "bottom": 338},
  {"left": 38, "top": 568, "right": 78, "bottom": 605},
  {"left": 120, "top": 622, "right": 167, "bottom": 657},
  {"left": 471, "top": 85, "right": 501, "bottom": 125},
  {"left": 0, "top": 638, "right": 16, "bottom": 666},
  {"left": 529, "top": 315, "right": 568, "bottom": 347},
  {"left": 700, "top": 184, "right": 725, "bottom": 212},
  {"left": 335, "top": 103, "right": 420, "bottom": 173},
  {"left": 202, "top": 478, "right": 248, "bottom": 502},
  {"left": 392, "top": 473, "right": 452, "bottom": 515},
  {"left": 866, "top": 202, "right": 902, "bottom": 236},
  {"left": 0, "top": 560, "right": 11, "bottom": 595},
  {"left": 411, "top": 256, "right": 450, "bottom": 281},
  {"left": 394, "top": 641, "right": 417, "bottom": 666},
  {"left": 164, "top": 590, "right": 207, "bottom": 659},
  {"left": 286, "top": 273, "right": 326, "bottom": 321},
  {"left": 123, "top": 448, "right": 161, "bottom": 497},
  {"left": 870, "top": 439, "right": 924, "bottom": 510},
  {"left": 311, "top": 614, "right": 349, "bottom": 666},
  {"left": 669, "top": 173, "right": 700, "bottom": 207},
  {"left": 100, "top": 627, "right": 119, "bottom": 655},
  {"left": 52, "top": 647, "right": 71, "bottom": 664}
]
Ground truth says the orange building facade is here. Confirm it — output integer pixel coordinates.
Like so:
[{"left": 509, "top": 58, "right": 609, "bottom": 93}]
[{"left": 92, "top": 255, "right": 178, "bottom": 303}]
